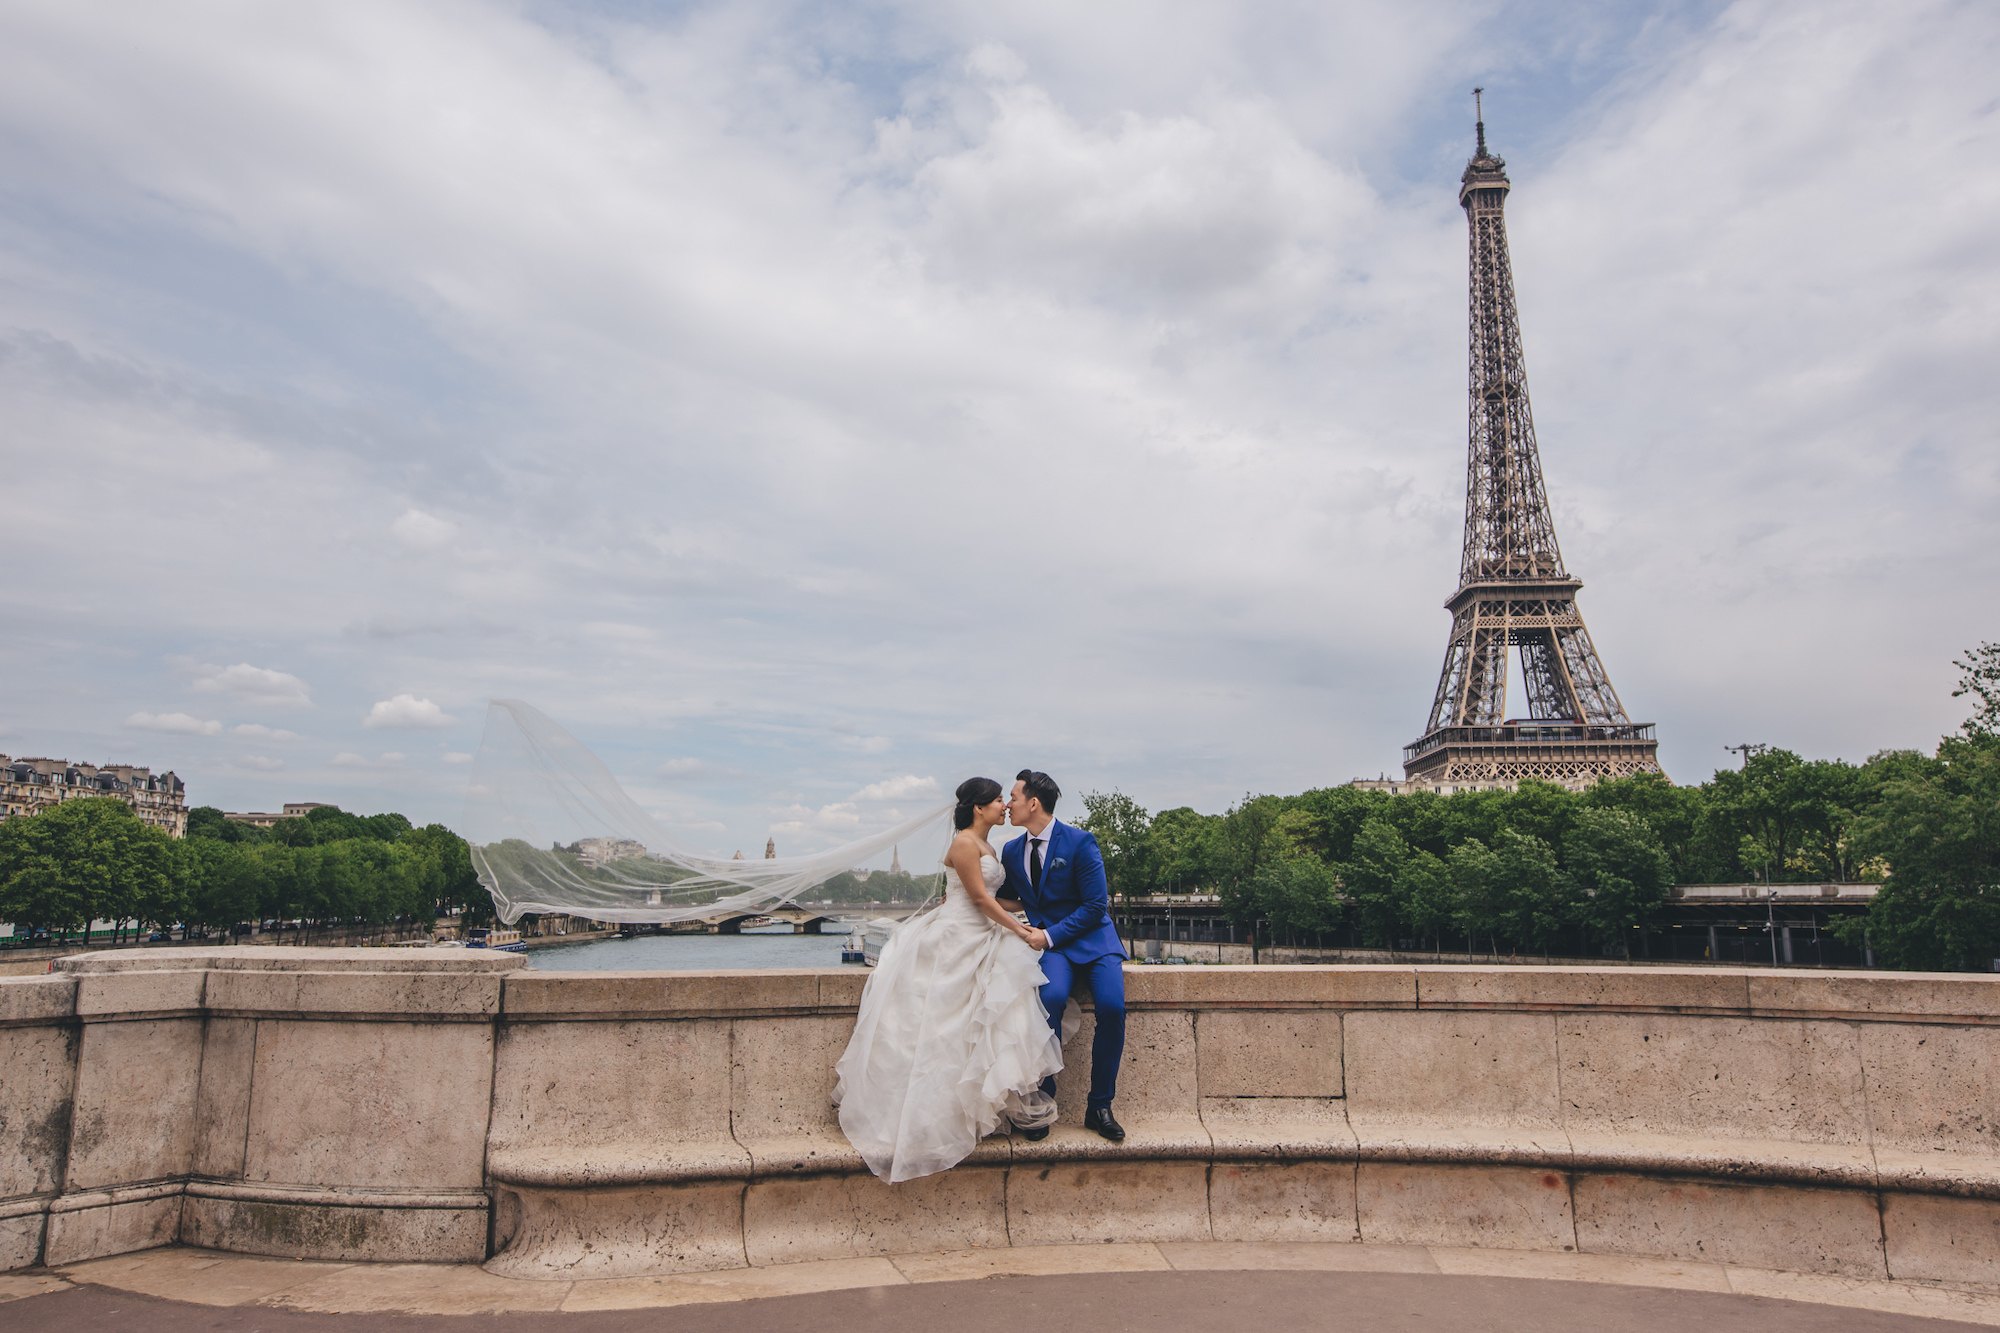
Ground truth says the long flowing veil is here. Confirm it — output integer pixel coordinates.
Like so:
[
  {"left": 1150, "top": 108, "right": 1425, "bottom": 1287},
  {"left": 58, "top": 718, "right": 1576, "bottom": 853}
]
[{"left": 461, "top": 700, "right": 952, "bottom": 925}]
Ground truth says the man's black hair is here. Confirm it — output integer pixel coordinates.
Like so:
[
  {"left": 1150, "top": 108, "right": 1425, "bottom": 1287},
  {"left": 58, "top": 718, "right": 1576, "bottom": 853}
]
[{"left": 1016, "top": 769, "right": 1060, "bottom": 814}]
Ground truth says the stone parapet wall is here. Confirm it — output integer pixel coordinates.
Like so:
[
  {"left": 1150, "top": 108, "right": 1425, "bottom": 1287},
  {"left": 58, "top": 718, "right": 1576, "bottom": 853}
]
[{"left": 4, "top": 951, "right": 2000, "bottom": 1285}]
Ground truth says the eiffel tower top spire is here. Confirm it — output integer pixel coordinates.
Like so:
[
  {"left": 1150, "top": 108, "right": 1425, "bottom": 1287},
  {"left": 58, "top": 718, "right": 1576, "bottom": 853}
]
[
  {"left": 1456, "top": 104, "right": 1565, "bottom": 588},
  {"left": 1397, "top": 97, "right": 1662, "bottom": 790}
]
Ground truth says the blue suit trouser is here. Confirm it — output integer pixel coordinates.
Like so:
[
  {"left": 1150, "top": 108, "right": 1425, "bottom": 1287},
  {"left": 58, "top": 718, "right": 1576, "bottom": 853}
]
[{"left": 1036, "top": 950, "right": 1126, "bottom": 1110}]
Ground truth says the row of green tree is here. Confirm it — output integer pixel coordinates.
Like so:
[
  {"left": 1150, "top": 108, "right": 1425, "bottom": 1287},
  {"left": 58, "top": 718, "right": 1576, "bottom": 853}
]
[
  {"left": 1076, "top": 645, "right": 2000, "bottom": 971},
  {"left": 0, "top": 801, "right": 488, "bottom": 942}
]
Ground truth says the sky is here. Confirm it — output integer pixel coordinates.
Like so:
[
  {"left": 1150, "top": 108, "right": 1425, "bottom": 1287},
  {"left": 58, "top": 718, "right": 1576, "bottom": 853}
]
[{"left": 1, "top": 0, "right": 1995, "bottom": 859}]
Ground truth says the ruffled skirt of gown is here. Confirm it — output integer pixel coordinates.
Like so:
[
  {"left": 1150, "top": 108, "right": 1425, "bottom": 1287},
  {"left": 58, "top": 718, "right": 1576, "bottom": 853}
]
[{"left": 833, "top": 858, "right": 1063, "bottom": 1183}]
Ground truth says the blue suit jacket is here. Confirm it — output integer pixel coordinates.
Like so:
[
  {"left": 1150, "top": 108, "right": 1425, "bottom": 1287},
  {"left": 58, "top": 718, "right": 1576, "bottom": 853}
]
[{"left": 1000, "top": 820, "right": 1127, "bottom": 963}]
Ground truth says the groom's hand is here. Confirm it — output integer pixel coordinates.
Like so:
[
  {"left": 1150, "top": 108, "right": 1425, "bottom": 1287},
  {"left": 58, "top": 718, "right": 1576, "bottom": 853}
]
[{"left": 1024, "top": 927, "right": 1050, "bottom": 951}]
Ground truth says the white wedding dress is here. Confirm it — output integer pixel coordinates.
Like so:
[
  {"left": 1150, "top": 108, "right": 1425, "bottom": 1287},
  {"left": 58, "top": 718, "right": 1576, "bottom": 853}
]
[{"left": 833, "top": 854, "right": 1064, "bottom": 1183}]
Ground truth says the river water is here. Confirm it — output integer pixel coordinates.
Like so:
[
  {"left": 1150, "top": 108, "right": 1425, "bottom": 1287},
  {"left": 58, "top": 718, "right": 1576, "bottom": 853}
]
[{"left": 524, "top": 925, "right": 854, "bottom": 971}]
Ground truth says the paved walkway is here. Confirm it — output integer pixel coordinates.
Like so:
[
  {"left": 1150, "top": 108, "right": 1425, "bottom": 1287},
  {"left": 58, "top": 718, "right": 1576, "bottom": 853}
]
[{"left": 4, "top": 1242, "right": 2000, "bottom": 1330}]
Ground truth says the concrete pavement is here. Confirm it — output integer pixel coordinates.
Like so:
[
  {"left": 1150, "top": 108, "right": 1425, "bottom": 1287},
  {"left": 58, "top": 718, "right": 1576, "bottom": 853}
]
[{"left": 5, "top": 1241, "right": 2000, "bottom": 1330}]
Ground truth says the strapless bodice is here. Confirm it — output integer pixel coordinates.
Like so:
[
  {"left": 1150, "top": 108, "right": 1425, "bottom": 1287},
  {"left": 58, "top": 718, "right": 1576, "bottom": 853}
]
[{"left": 941, "top": 853, "right": 1006, "bottom": 894}]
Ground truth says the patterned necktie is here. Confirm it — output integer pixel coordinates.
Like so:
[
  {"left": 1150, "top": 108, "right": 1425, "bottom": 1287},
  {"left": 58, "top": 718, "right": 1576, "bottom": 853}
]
[{"left": 1030, "top": 837, "right": 1044, "bottom": 891}]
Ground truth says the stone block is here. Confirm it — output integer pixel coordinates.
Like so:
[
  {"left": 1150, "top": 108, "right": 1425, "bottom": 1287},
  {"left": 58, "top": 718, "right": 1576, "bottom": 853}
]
[
  {"left": 1345, "top": 1010, "right": 1562, "bottom": 1151},
  {"left": 1564, "top": 1131, "right": 1875, "bottom": 1190},
  {"left": 64, "top": 1018, "right": 202, "bottom": 1190},
  {"left": 1059, "top": 1008, "right": 1197, "bottom": 1123},
  {"left": 43, "top": 1192, "right": 182, "bottom": 1265},
  {"left": 1558, "top": 1013, "right": 1867, "bottom": 1146},
  {"left": 488, "top": 1019, "right": 738, "bottom": 1179},
  {"left": 74, "top": 970, "right": 206, "bottom": 1018},
  {"left": 55, "top": 946, "right": 521, "bottom": 974},
  {"left": 1881, "top": 1190, "right": 2000, "bottom": 1284},
  {"left": 1007, "top": 1161, "right": 1211, "bottom": 1245},
  {"left": 744, "top": 1165, "right": 1007, "bottom": 1265},
  {"left": 484, "top": 1180, "right": 747, "bottom": 1279},
  {"left": 1414, "top": 966, "right": 1750, "bottom": 1014},
  {"left": 206, "top": 968, "right": 502, "bottom": 1018},
  {"left": 243, "top": 1019, "right": 494, "bottom": 1190},
  {"left": 816, "top": 970, "right": 867, "bottom": 1011},
  {"left": 1199, "top": 1097, "right": 1353, "bottom": 1159},
  {"left": 0, "top": 1023, "right": 76, "bottom": 1198},
  {"left": 1572, "top": 1173, "right": 1886, "bottom": 1277},
  {"left": 1127, "top": 964, "right": 1413, "bottom": 1009},
  {"left": 0, "top": 1211, "right": 44, "bottom": 1271},
  {"left": 179, "top": 1194, "right": 487, "bottom": 1263},
  {"left": 190, "top": 1017, "right": 255, "bottom": 1179},
  {"left": 0, "top": 974, "right": 76, "bottom": 1023},
  {"left": 1859, "top": 1022, "right": 2000, "bottom": 1161},
  {"left": 502, "top": 970, "right": 819, "bottom": 1020},
  {"left": 1356, "top": 1163, "right": 1574, "bottom": 1251},
  {"left": 1196, "top": 1010, "right": 1342, "bottom": 1098},
  {"left": 732, "top": 1013, "right": 870, "bottom": 1176},
  {"left": 1209, "top": 1160, "right": 1357, "bottom": 1242},
  {"left": 731, "top": 1014, "right": 848, "bottom": 1140},
  {"left": 1010, "top": 1009, "right": 1208, "bottom": 1165},
  {"left": 1750, "top": 971, "right": 2000, "bottom": 1022}
]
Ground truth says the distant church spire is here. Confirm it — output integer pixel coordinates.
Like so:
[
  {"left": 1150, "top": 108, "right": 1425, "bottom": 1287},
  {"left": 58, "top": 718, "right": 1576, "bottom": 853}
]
[
  {"left": 890, "top": 844, "right": 902, "bottom": 875},
  {"left": 731, "top": 849, "right": 744, "bottom": 860},
  {"left": 764, "top": 837, "right": 776, "bottom": 859}
]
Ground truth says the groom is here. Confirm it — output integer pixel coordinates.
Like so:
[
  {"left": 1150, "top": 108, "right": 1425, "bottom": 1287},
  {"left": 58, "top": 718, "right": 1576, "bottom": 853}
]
[{"left": 999, "top": 769, "right": 1128, "bottom": 1142}]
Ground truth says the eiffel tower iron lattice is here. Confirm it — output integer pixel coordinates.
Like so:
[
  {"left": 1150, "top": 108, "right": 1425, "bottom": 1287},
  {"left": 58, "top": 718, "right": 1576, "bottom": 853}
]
[{"left": 1403, "top": 99, "right": 1662, "bottom": 789}]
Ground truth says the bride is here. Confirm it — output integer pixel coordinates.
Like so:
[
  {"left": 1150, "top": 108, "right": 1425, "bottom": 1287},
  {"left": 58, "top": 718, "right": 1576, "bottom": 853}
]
[{"left": 833, "top": 776, "right": 1064, "bottom": 1183}]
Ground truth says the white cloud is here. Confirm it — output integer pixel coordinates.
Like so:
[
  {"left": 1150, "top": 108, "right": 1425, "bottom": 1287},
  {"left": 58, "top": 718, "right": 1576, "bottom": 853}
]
[
  {"left": 442, "top": 751, "right": 473, "bottom": 764},
  {"left": 852, "top": 775, "right": 938, "bottom": 802},
  {"left": 391, "top": 508, "right": 458, "bottom": 549},
  {"left": 190, "top": 663, "right": 313, "bottom": 708},
  {"left": 126, "top": 711, "right": 222, "bottom": 736},
  {"left": 332, "top": 751, "right": 407, "bottom": 768},
  {"left": 233, "top": 754, "right": 286, "bottom": 771},
  {"left": 363, "top": 694, "right": 455, "bottom": 730},
  {"left": 231, "top": 723, "right": 301, "bottom": 740}
]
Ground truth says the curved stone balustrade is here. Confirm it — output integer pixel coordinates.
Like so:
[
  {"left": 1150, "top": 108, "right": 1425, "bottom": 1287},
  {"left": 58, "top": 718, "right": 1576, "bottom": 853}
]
[{"left": 4, "top": 951, "right": 1999, "bottom": 1288}]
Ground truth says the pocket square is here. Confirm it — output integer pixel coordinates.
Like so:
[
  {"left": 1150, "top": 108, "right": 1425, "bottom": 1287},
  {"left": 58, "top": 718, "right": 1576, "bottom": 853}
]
[{"left": 1051, "top": 857, "right": 1069, "bottom": 869}]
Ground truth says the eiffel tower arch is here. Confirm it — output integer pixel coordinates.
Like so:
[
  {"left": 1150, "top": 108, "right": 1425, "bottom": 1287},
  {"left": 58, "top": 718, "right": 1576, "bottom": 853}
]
[{"left": 1402, "top": 100, "right": 1663, "bottom": 790}]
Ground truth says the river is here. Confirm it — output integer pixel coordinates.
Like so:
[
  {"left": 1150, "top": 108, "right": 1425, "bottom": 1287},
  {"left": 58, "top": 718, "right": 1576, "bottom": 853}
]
[{"left": 524, "top": 925, "right": 854, "bottom": 971}]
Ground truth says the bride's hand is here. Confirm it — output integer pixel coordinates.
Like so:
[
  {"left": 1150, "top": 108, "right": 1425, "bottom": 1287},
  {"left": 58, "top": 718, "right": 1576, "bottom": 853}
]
[{"left": 1023, "top": 927, "right": 1050, "bottom": 951}]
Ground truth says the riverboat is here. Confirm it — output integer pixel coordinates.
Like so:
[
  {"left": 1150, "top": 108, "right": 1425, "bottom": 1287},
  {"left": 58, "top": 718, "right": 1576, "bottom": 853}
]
[{"left": 466, "top": 928, "right": 526, "bottom": 952}]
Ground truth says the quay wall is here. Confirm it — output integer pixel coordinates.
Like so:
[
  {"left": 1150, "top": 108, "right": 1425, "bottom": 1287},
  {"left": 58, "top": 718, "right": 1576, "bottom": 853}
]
[{"left": 5, "top": 949, "right": 2000, "bottom": 1285}]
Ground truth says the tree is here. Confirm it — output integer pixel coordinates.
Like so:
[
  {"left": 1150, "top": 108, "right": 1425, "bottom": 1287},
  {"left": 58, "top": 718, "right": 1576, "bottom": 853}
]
[
  {"left": 1397, "top": 849, "right": 1454, "bottom": 948},
  {"left": 1077, "top": 790, "right": 1154, "bottom": 899},
  {"left": 1449, "top": 830, "right": 1574, "bottom": 957},
  {"left": 1581, "top": 772, "right": 1704, "bottom": 883},
  {"left": 178, "top": 838, "right": 262, "bottom": 935},
  {"left": 1248, "top": 854, "right": 1341, "bottom": 942},
  {"left": 0, "top": 798, "right": 174, "bottom": 940},
  {"left": 1149, "top": 807, "right": 1222, "bottom": 895},
  {"left": 1693, "top": 749, "right": 1856, "bottom": 883},
  {"left": 1273, "top": 786, "right": 1390, "bottom": 864},
  {"left": 1215, "top": 794, "right": 1286, "bottom": 890},
  {"left": 402, "top": 824, "right": 487, "bottom": 922},
  {"left": 1954, "top": 641, "right": 2000, "bottom": 738},
  {"left": 1565, "top": 807, "right": 1673, "bottom": 957},
  {"left": 1339, "top": 820, "right": 1411, "bottom": 947},
  {"left": 1841, "top": 735, "right": 2000, "bottom": 970}
]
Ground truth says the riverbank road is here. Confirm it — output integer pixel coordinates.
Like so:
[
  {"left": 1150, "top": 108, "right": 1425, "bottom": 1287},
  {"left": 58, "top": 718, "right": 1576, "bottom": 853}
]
[{"left": 5, "top": 1241, "right": 2000, "bottom": 1331}]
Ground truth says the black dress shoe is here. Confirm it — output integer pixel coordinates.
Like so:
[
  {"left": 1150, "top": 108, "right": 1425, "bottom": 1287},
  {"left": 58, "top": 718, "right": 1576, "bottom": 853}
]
[
  {"left": 1084, "top": 1106, "right": 1126, "bottom": 1142},
  {"left": 1020, "top": 1124, "right": 1051, "bottom": 1142}
]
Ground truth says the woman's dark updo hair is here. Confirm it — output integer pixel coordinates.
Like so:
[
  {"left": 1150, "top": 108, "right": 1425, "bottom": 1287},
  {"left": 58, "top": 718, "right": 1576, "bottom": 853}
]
[{"left": 954, "top": 776, "right": 1003, "bottom": 830}]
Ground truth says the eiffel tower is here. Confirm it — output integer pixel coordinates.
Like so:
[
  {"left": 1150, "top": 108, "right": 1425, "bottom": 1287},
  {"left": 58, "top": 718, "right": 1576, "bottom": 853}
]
[{"left": 1403, "top": 96, "right": 1662, "bottom": 789}]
